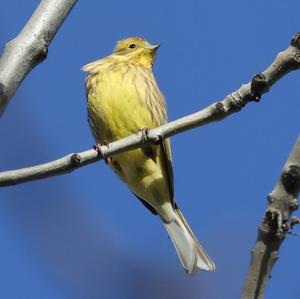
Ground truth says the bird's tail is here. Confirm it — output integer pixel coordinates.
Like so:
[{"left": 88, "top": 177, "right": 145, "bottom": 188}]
[{"left": 162, "top": 204, "right": 215, "bottom": 275}]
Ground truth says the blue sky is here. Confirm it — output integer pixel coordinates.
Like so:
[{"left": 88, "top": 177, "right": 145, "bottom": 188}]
[{"left": 1, "top": 1, "right": 300, "bottom": 298}]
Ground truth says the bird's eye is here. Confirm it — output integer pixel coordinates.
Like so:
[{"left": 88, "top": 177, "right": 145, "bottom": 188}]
[{"left": 128, "top": 43, "right": 137, "bottom": 49}]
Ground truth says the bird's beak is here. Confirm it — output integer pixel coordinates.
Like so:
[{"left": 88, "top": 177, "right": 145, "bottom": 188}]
[{"left": 145, "top": 44, "right": 160, "bottom": 52}]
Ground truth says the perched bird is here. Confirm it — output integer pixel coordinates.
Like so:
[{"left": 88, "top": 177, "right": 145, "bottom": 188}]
[{"left": 82, "top": 37, "right": 215, "bottom": 274}]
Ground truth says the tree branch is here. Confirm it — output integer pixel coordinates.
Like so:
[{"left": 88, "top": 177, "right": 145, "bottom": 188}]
[
  {"left": 1, "top": 33, "right": 300, "bottom": 187},
  {"left": 0, "top": 0, "right": 77, "bottom": 115},
  {"left": 241, "top": 136, "right": 300, "bottom": 299}
]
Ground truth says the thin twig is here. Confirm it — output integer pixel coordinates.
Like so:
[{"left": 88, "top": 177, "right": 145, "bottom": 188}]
[
  {"left": 241, "top": 136, "right": 300, "bottom": 299},
  {"left": 1, "top": 33, "right": 300, "bottom": 187},
  {"left": 0, "top": 0, "right": 77, "bottom": 115}
]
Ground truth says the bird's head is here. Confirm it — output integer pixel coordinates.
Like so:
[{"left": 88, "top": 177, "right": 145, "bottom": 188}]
[{"left": 114, "top": 37, "right": 160, "bottom": 68}]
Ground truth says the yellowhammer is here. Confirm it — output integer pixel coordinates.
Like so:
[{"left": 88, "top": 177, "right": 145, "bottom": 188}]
[{"left": 82, "top": 37, "right": 215, "bottom": 274}]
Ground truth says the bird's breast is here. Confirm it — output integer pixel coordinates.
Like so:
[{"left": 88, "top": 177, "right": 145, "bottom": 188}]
[{"left": 87, "top": 66, "right": 166, "bottom": 143}]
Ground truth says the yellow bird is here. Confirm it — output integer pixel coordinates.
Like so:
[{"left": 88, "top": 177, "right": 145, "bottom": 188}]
[{"left": 82, "top": 37, "right": 215, "bottom": 274}]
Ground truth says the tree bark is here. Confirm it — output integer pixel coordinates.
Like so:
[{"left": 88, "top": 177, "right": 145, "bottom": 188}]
[
  {"left": 241, "top": 136, "right": 300, "bottom": 299},
  {"left": 0, "top": 0, "right": 77, "bottom": 115}
]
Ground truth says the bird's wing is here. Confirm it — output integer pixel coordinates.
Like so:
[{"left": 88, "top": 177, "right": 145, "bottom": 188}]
[
  {"left": 138, "top": 68, "right": 175, "bottom": 208},
  {"left": 136, "top": 138, "right": 174, "bottom": 214},
  {"left": 159, "top": 138, "right": 174, "bottom": 202}
]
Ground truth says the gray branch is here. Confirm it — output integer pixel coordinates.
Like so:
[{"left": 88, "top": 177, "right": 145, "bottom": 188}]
[
  {"left": 241, "top": 136, "right": 300, "bottom": 299},
  {"left": 0, "top": 0, "right": 77, "bottom": 115},
  {"left": 1, "top": 32, "right": 300, "bottom": 187}
]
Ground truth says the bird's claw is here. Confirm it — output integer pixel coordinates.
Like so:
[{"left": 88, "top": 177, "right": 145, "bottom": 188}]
[
  {"left": 141, "top": 128, "right": 151, "bottom": 146},
  {"left": 93, "top": 143, "right": 112, "bottom": 164},
  {"left": 140, "top": 128, "right": 163, "bottom": 146}
]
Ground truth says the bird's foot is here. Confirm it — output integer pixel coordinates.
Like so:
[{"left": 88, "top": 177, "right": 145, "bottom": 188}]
[
  {"left": 140, "top": 128, "right": 163, "bottom": 146},
  {"left": 141, "top": 128, "right": 151, "bottom": 146},
  {"left": 93, "top": 143, "right": 112, "bottom": 164}
]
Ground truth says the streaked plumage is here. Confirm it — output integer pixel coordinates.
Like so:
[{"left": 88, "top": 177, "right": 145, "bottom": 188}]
[{"left": 82, "top": 37, "right": 215, "bottom": 274}]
